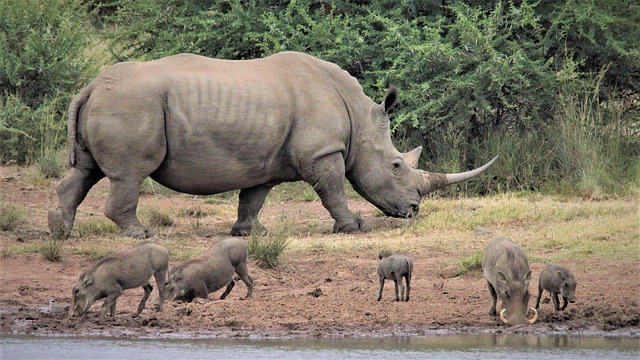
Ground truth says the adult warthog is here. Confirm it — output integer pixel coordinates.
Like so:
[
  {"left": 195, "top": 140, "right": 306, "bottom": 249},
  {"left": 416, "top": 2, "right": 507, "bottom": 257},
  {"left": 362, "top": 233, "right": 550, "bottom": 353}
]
[
  {"left": 48, "top": 51, "right": 496, "bottom": 239},
  {"left": 69, "top": 243, "right": 168, "bottom": 318},
  {"left": 482, "top": 237, "right": 538, "bottom": 326}
]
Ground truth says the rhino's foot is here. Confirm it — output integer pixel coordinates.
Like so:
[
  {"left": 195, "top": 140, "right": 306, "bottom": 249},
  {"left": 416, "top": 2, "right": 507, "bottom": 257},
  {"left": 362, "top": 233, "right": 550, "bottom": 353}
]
[
  {"left": 121, "top": 226, "right": 154, "bottom": 239},
  {"left": 332, "top": 217, "right": 365, "bottom": 233},
  {"left": 47, "top": 208, "right": 72, "bottom": 239},
  {"left": 231, "top": 221, "right": 267, "bottom": 237}
]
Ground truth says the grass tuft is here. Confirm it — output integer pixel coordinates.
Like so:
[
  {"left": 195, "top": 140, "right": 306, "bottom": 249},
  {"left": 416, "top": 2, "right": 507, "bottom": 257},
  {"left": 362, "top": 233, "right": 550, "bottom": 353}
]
[
  {"left": 40, "top": 238, "right": 65, "bottom": 262},
  {"left": 0, "top": 202, "right": 26, "bottom": 231},
  {"left": 247, "top": 217, "right": 291, "bottom": 268}
]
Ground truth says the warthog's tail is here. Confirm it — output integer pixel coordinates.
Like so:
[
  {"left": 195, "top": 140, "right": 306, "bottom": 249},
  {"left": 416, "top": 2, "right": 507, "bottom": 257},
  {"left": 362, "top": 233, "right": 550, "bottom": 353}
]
[
  {"left": 67, "top": 86, "right": 92, "bottom": 166},
  {"left": 406, "top": 258, "right": 413, "bottom": 280}
]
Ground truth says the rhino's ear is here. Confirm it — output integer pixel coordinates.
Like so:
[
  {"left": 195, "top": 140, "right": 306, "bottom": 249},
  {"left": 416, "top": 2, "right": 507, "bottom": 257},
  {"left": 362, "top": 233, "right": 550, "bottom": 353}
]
[{"left": 381, "top": 85, "right": 398, "bottom": 113}]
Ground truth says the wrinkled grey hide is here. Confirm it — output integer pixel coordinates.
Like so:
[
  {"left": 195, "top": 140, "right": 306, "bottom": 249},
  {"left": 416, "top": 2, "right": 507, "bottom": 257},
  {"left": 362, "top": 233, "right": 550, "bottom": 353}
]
[
  {"left": 377, "top": 253, "right": 412, "bottom": 302},
  {"left": 482, "top": 237, "right": 537, "bottom": 325},
  {"left": 69, "top": 243, "right": 168, "bottom": 318},
  {"left": 48, "top": 51, "right": 497, "bottom": 239},
  {"left": 534, "top": 264, "right": 577, "bottom": 312},
  {"left": 165, "top": 238, "right": 253, "bottom": 302}
]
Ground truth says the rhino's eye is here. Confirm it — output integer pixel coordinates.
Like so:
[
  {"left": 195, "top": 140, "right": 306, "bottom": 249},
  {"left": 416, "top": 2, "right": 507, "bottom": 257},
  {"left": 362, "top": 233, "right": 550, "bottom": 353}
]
[{"left": 392, "top": 162, "right": 401, "bottom": 169}]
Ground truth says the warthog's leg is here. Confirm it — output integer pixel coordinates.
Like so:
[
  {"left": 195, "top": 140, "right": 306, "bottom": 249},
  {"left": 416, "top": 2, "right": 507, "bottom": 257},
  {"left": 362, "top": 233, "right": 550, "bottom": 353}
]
[
  {"left": 153, "top": 269, "right": 167, "bottom": 312},
  {"left": 404, "top": 274, "right": 411, "bottom": 302},
  {"left": 104, "top": 178, "right": 152, "bottom": 239},
  {"left": 136, "top": 283, "right": 153, "bottom": 315},
  {"left": 101, "top": 289, "right": 123, "bottom": 317},
  {"left": 393, "top": 278, "right": 403, "bottom": 302},
  {"left": 486, "top": 280, "right": 498, "bottom": 316},
  {"left": 232, "top": 185, "right": 272, "bottom": 236},
  {"left": 534, "top": 285, "right": 543, "bottom": 309},
  {"left": 551, "top": 291, "right": 561, "bottom": 312},
  {"left": 376, "top": 277, "right": 385, "bottom": 301},
  {"left": 305, "top": 153, "right": 363, "bottom": 233},
  {"left": 219, "top": 280, "right": 236, "bottom": 300},
  {"left": 234, "top": 263, "right": 254, "bottom": 299},
  {"left": 560, "top": 296, "right": 569, "bottom": 311},
  {"left": 48, "top": 168, "right": 104, "bottom": 238}
]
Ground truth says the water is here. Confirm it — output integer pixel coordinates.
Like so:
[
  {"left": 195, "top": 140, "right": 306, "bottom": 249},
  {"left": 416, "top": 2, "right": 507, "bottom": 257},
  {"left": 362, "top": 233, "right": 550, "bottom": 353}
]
[{"left": 1, "top": 334, "right": 638, "bottom": 359}]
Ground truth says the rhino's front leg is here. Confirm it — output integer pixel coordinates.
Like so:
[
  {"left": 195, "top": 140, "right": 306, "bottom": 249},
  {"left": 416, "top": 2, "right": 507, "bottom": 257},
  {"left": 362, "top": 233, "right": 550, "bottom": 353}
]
[
  {"left": 308, "top": 153, "right": 363, "bottom": 233},
  {"left": 231, "top": 185, "right": 273, "bottom": 236},
  {"left": 104, "top": 178, "right": 152, "bottom": 238},
  {"left": 48, "top": 168, "right": 104, "bottom": 238}
]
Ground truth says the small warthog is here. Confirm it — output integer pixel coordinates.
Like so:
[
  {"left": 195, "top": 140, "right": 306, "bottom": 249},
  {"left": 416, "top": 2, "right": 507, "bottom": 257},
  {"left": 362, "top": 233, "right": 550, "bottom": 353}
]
[
  {"left": 376, "top": 252, "right": 413, "bottom": 302},
  {"left": 534, "top": 264, "right": 577, "bottom": 312},
  {"left": 69, "top": 243, "right": 168, "bottom": 318},
  {"left": 165, "top": 238, "right": 253, "bottom": 302},
  {"left": 482, "top": 237, "right": 538, "bottom": 325}
]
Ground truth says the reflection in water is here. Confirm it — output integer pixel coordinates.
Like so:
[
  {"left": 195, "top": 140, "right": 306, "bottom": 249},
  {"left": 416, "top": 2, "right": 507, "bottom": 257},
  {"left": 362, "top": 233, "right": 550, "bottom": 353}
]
[{"left": 1, "top": 334, "right": 638, "bottom": 360}]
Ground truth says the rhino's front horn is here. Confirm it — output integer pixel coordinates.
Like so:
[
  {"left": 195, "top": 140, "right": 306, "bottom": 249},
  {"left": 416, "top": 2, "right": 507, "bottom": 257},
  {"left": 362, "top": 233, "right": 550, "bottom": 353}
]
[{"left": 419, "top": 156, "right": 498, "bottom": 195}]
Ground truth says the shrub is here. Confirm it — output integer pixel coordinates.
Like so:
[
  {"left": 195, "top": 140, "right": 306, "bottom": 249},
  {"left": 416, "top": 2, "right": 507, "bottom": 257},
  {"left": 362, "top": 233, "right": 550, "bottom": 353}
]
[
  {"left": 247, "top": 218, "right": 290, "bottom": 269},
  {"left": 41, "top": 238, "right": 65, "bottom": 262},
  {"left": 0, "top": 202, "right": 25, "bottom": 231},
  {"left": 0, "top": 0, "right": 97, "bottom": 164}
]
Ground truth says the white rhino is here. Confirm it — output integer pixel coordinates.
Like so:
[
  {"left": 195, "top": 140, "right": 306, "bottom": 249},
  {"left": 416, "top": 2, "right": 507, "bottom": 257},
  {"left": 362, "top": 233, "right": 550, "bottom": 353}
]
[{"left": 48, "top": 51, "right": 497, "bottom": 238}]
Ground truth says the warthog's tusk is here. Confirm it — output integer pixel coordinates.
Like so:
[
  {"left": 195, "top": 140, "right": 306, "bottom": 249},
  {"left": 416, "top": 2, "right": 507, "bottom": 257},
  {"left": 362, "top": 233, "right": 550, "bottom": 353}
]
[
  {"left": 527, "top": 307, "right": 538, "bottom": 324},
  {"left": 500, "top": 309, "right": 508, "bottom": 324}
]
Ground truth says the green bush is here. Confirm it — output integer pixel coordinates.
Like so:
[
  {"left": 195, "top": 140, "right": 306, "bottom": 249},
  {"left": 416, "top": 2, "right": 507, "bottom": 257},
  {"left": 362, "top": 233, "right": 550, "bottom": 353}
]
[
  {"left": 0, "top": 202, "right": 26, "bottom": 231},
  {"left": 247, "top": 218, "right": 290, "bottom": 269},
  {"left": 0, "top": 0, "right": 97, "bottom": 164}
]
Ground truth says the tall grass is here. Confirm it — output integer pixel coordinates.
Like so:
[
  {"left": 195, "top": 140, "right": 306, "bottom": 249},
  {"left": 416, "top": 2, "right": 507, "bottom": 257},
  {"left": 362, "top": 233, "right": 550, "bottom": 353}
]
[
  {"left": 247, "top": 217, "right": 291, "bottom": 268},
  {"left": 0, "top": 202, "right": 26, "bottom": 231}
]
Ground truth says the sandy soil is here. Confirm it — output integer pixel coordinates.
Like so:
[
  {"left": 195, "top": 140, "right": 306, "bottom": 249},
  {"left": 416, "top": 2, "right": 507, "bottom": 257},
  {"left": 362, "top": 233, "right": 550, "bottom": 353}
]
[{"left": 0, "top": 165, "right": 638, "bottom": 339}]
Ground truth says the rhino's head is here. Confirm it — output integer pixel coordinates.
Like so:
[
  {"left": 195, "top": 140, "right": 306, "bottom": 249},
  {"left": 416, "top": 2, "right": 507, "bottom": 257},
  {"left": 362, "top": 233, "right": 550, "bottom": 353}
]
[{"left": 346, "top": 86, "right": 497, "bottom": 219}]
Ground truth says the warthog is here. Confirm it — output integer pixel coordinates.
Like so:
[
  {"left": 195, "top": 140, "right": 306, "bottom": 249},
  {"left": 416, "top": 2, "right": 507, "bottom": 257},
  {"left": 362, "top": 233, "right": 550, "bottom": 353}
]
[
  {"left": 376, "top": 252, "right": 413, "bottom": 302},
  {"left": 69, "top": 243, "right": 168, "bottom": 318},
  {"left": 165, "top": 238, "right": 253, "bottom": 302},
  {"left": 482, "top": 237, "right": 538, "bottom": 325},
  {"left": 534, "top": 264, "right": 577, "bottom": 312}
]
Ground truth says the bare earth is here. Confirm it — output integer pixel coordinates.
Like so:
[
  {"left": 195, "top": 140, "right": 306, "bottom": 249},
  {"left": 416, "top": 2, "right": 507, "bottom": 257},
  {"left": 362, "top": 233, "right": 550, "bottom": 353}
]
[{"left": 0, "top": 165, "right": 638, "bottom": 339}]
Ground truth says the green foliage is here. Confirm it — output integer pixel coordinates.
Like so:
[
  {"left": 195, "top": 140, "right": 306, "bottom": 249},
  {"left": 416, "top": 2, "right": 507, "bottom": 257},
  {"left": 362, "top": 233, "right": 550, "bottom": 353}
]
[
  {"left": 0, "top": 0, "right": 98, "bottom": 164},
  {"left": 458, "top": 251, "right": 483, "bottom": 275},
  {"left": 3, "top": 0, "right": 637, "bottom": 195},
  {"left": 0, "top": 202, "right": 26, "bottom": 231}
]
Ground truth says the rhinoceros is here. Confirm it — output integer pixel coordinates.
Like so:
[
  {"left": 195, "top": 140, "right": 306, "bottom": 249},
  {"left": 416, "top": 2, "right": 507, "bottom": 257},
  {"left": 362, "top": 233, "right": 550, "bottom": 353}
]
[{"left": 48, "top": 51, "right": 497, "bottom": 239}]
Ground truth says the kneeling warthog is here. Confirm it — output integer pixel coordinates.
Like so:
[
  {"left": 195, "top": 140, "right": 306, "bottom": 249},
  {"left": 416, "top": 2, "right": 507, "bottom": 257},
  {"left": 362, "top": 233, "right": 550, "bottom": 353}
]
[
  {"left": 69, "top": 243, "right": 168, "bottom": 318},
  {"left": 482, "top": 237, "right": 538, "bottom": 325},
  {"left": 165, "top": 238, "right": 253, "bottom": 302},
  {"left": 376, "top": 252, "right": 412, "bottom": 302},
  {"left": 534, "top": 264, "right": 577, "bottom": 312}
]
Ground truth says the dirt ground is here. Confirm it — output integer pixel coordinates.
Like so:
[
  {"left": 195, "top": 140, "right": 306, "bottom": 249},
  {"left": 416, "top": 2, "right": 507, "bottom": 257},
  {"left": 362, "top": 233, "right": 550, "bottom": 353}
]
[{"left": 0, "top": 165, "right": 638, "bottom": 339}]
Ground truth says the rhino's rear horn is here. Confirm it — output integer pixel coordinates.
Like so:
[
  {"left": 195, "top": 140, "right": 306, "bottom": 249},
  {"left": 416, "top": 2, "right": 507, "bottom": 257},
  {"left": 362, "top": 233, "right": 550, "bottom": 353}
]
[{"left": 419, "top": 156, "right": 498, "bottom": 195}]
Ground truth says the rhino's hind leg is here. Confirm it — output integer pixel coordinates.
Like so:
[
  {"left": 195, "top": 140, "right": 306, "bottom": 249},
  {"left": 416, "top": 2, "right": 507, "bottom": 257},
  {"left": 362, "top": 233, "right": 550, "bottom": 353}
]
[
  {"left": 104, "top": 179, "right": 153, "bottom": 239},
  {"left": 49, "top": 168, "right": 104, "bottom": 238},
  {"left": 231, "top": 185, "right": 272, "bottom": 236}
]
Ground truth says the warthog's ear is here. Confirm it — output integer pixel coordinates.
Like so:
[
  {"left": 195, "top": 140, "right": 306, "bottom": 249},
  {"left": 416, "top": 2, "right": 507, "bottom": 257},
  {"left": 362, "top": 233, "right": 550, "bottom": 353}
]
[
  {"left": 496, "top": 271, "right": 508, "bottom": 286},
  {"left": 78, "top": 272, "right": 85, "bottom": 281},
  {"left": 556, "top": 271, "right": 565, "bottom": 281},
  {"left": 174, "top": 268, "right": 184, "bottom": 281},
  {"left": 524, "top": 270, "right": 532, "bottom": 285},
  {"left": 82, "top": 274, "right": 93, "bottom": 286}
]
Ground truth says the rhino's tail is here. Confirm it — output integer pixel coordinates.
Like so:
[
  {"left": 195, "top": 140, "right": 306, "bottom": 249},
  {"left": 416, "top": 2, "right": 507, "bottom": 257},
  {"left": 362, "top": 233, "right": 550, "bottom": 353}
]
[{"left": 67, "top": 86, "right": 92, "bottom": 166}]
